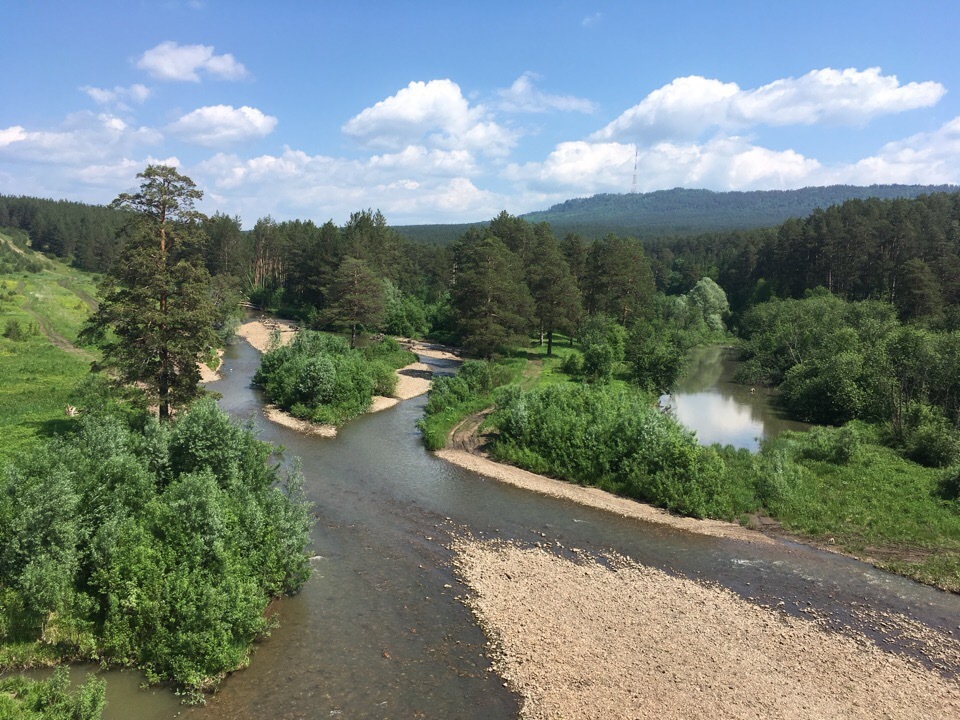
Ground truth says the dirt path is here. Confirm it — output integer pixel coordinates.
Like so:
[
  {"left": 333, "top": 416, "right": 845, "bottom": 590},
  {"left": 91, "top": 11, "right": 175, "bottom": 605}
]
[
  {"left": 15, "top": 281, "right": 93, "bottom": 359},
  {"left": 57, "top": 279, "right": 98, "bottom": 311}
]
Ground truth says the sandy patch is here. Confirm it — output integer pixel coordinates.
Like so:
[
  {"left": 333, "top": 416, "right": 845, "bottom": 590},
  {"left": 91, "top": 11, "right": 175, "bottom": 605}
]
[
  {"left": 369, "top": 396, "right": 400, "bottom": 413},
  {"left": 436, "top": 448, "right": 772, "bottom": 545},
  {"left": 236, "top": 318, "right": 298, "bottom": 353},
  {"left": 394, "top": 361, "right": 433, "bottom": 399},
  {"left": 404, "top": 339, "right": 460, "bottom": 361},
  {"left": 262, "top": 405, "right": 336, "bottom": 437},
  {"left": 199, "top": 349, "right": 224, "bottom": 383},
  {"left": 454, "top": 539, "right": 960, "bottom": 720}
]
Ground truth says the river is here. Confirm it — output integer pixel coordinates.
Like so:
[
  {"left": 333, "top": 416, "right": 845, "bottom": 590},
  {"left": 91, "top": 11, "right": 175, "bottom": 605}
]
[
  {"left": 661, "top": 345, "right": 810, "bottom": 450},
  {"left": 75, "top": 338, "right": 960, "bottom": 718}
]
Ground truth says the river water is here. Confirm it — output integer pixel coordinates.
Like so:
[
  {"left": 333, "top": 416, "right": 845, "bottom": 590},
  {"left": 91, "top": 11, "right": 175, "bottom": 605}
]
[
  {"left": 73, "top": 339, "right": 960, "bottom": 718},
  {"left": 661, "top": 345, "right": 810, "bottom": 450}
]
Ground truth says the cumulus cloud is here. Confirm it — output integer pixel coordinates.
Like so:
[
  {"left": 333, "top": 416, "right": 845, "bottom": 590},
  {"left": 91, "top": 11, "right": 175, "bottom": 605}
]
[
  {"left": 829, "top": 116, "right": 960, "bottom": 185},
  {"left": 593, "top": 68, "right": 946, "bottom": 142},
  {"left": 498, "top": 72, "right": 597, "bottom": 114},
  {"left": 195, "top": 147, "right": 505, "bottom": 224},
  {"left": 0, "top": 112, "right": 162, "bottom": 165},
  {"left": 505, "top": 136, "right": 823, "bottom": 195},
  {"left": 73, "top": 155, "right": 181, "bottom": 188},
  {"left": 81, "top": 83, "right": 151, "bottom": 108},
  {"left": 136, "top": 41, "right": 249, "bottom": 82},
  {"left": 168, "top": 105, "right": 277, "bottom": 146},
  {"left": 342, "top": 79, "right": 517, "bottom": 156}
]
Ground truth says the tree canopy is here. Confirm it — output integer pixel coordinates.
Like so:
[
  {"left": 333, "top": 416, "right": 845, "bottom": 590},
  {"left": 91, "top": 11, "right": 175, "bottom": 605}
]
[{"left": 81, "top": 166, "right": 217, "bottom": 419}]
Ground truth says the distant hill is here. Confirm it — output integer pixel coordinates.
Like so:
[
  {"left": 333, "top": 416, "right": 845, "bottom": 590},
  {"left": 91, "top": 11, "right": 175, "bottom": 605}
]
[{"left": 395, "top": 185, "right": 957, "bottom": 244}]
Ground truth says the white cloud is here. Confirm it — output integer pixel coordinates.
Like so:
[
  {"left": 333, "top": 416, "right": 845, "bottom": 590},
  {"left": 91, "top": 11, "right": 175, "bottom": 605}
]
[
  {"left": 168, "top": 105, "right": 277, "bottom": 146},
  {"left": 73, "top": 155, "right": 181, "bottom": 188},
  {"left": 195, "top": 147, "right": 505, "bottom": 224},
  {"left": 829, "top": 116, "right": 960, "bottom": 185},
  {"left": 498, "top": 72, "right": 597, "bottom": 114},
  {"left": 0, "top": 112, "right": 162, "bottom": 165},
  {"left": 80, "top": 83, "right": 151, "bottom": 108},
  {"left": 342, "top": 79, "right": 517, "bottom": 156},
  {"left": 593, "top": 68, "right": 946, "bottom": 142},
  {"left": 505, "top": 136, "right": 823, "bottom": 195},
  {"left": 136, "top": 41, "right": 249, "bottom": 82},
  {"left": 582, "top": 13, "right": 602, "bottom": 27}
]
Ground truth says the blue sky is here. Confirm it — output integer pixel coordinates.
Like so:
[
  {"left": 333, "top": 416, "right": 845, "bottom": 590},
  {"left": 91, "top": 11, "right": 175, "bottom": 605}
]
[{"left": 1, "top": 1, "right": 958, "bottom": 226}]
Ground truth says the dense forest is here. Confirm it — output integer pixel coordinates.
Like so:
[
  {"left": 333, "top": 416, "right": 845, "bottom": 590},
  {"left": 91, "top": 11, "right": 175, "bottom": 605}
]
[{"left": 395, "top": 185, "right": 956, "bottom": 244}]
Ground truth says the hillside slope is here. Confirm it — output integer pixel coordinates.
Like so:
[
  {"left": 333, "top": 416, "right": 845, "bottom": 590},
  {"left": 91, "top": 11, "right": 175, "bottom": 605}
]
[{"left": 395, "top": 184, "right": 957, "bottom": 244}]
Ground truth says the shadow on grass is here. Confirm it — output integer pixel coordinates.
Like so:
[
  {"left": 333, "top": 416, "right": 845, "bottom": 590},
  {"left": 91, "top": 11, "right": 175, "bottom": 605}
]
[{"left": 26, "top": 416, "right": 76, "bottom": 441}]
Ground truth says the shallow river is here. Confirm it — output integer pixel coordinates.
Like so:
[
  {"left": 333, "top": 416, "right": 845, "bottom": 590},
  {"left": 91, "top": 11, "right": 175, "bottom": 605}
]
[{"left": 80, "top": 339, "right": 958, "bottom": 718}]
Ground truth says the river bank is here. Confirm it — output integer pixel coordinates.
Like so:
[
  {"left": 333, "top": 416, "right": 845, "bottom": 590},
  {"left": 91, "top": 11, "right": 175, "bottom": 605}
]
[
  {"left": 435, "top": 387, "right": 959, "bottom": 717},
  {"left": 453, "top": 538, "right": 960, "bottom": 720}
]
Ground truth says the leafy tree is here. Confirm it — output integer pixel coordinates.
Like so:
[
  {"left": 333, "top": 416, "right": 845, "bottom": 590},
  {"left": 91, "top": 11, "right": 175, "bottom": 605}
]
[
  {"left": 324, "top": 257, "right": 386, "bottom": 348},
  {"left": 578, "top": 314, "right": 626, "bottom": 383},
  {"left": 81, "top": 165, "right": 217, "bottom": 420},
  {"left": 686, "top": 277, "right": 729, "bottom": 334},
  {"left": 626, "top": 319, "right": 686, "bottom": 394}
]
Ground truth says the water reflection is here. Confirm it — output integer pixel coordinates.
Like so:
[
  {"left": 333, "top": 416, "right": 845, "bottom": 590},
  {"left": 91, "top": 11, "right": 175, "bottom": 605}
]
[{"left": 661, "top": 346, "right": 809, "bottom": 450}]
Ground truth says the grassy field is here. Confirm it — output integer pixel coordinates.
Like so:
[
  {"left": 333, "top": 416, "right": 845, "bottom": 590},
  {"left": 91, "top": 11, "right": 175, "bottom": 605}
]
[{"left": 0, "top": 239, "right": 99, "bottom": 461}]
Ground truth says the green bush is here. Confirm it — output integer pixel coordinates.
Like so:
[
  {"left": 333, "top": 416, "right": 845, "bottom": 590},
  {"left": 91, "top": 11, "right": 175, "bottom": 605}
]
[
  {"left": 937, "top": 466, "right": 960, "bottom": 502},
  {"left": 254, "top": 331, "right": 412, "bottom": 426},
  {"left": 0, "top": 667, "right": 106, "bottom": 719},
  {"left": 490, "top": 384, "right": 739, "bottom": 518},
  {"left": 0, "top": 401, "right": 312, "bottom": 701},
  {"left": 559, "top": 351, "right": 583, "bottom": 377},
  {"left": 796, "top": 424, "right": 862, "bottom": 465},
  {"left": 896, "top": 403, "right": 959, "bottom": 468},
  {"left": 3, "top": 319, "right": 35, "bottom": 341}
]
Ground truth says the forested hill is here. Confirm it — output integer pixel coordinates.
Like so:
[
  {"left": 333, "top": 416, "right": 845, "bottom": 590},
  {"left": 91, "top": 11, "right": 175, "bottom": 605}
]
[
  {"left": 519, "top": 185, "right": 958, "bottom": 240},
  {"left": 0, "top": 195, "right": 127, "bottom": 272},
  {"left": 393, "top": 185, "right": 955, "bottom": 244}
]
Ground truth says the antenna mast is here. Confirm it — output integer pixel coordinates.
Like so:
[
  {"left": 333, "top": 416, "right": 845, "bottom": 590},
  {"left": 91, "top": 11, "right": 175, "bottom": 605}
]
[{"left": 631, "top": 148, "right": 638, "bottom": 194}]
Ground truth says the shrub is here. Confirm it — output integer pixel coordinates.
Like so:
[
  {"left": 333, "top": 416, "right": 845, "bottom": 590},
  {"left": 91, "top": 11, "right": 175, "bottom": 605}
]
[
  {"left": 937, "top": 466, "right": 960, "bottom": 502},
  {"left": 559, "top": 351, "right": 583, "bottom": 377},
  {"left": 3, "top": 319, "right": 30, "bottom": 341},
  {"left": 896, "top": 403, "right": 959, "bottom": 468},
  {"left": 490, "top": 384, "right": 737, "bottom": 518},
  {"left": 797, "top": 424, "right": 862, "bottom": 465}
]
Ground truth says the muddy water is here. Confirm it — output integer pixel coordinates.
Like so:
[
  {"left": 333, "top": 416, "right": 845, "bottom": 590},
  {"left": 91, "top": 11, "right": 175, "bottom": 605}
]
[
  {"left": 661, "top": 345, "right": 810, "bottom": 450},
  {"left": 84, "top": 338, "right": 957, "bottom": 718}
]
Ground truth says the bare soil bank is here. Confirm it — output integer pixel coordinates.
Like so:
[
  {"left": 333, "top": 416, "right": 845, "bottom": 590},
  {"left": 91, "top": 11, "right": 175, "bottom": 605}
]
[{"left": 453, "top": 539, "right": 960, "bottom": 720}]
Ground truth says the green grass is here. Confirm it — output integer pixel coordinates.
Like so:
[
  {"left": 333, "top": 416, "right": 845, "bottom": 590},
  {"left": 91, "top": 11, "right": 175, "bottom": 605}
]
[
  {"left": 0, "top": 258, "right": 100, "bottom": 461},
  {"left": 756, "top": 430, "right": 960, "bottom": 590}
]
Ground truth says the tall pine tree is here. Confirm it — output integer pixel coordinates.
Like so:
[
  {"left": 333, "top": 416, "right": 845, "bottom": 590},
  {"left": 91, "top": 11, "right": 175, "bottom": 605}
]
[{"left": 82, "top": 165, "right": 217, "bottom": 420}]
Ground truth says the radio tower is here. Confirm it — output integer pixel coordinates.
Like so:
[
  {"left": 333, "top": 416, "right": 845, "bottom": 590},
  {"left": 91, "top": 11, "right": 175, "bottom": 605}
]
[{"left": 631, "top": 148, "right": 638, "bottom": 194}]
